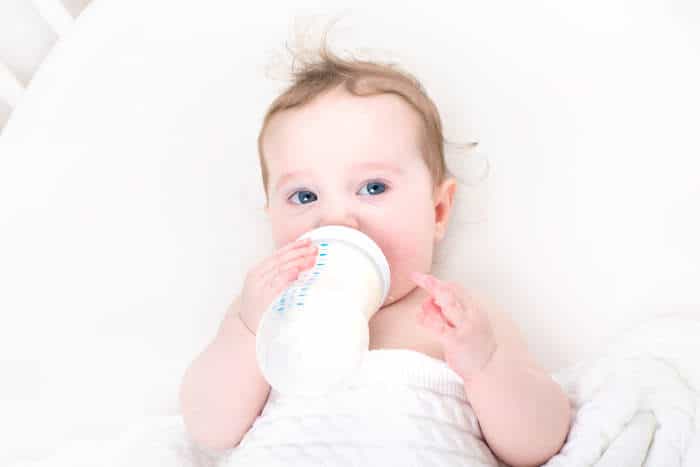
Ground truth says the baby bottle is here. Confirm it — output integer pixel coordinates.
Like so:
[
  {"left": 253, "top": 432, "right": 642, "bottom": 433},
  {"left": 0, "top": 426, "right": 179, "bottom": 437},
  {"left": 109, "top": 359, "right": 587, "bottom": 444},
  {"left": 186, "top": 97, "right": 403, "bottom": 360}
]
[{"left": 255, "top": 225, "right": 391, "bottom": 397}]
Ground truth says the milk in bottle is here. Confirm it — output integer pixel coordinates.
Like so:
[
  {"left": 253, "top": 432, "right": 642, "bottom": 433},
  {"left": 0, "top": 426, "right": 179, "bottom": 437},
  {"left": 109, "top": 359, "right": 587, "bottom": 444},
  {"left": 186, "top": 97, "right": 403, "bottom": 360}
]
[{"left": 255, "top": 225, "right": 391, "bottom": 397}]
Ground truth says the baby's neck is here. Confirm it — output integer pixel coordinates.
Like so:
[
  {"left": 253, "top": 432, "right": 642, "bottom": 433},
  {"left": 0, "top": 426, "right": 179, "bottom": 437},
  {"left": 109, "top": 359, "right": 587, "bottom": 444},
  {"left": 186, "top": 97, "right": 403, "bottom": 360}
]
[
  {"left": 368, "top": 285, "right": 440, "bottom": 357},
  {"left": 371, "top": 285, "right": 429, "bottom": 323}
]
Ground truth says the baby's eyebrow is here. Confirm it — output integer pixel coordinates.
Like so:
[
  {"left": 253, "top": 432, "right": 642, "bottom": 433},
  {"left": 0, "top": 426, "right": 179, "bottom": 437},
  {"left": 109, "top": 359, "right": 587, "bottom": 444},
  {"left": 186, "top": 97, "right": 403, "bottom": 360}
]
[
  {"left": 274, "top": 170, "right": 305, "bottom": 192},
  {"left": 274, "top": 162, "right": 403, "bottom": 191},
  {"left": 351, "top": 161, "right": 404, "bottom": 175}
]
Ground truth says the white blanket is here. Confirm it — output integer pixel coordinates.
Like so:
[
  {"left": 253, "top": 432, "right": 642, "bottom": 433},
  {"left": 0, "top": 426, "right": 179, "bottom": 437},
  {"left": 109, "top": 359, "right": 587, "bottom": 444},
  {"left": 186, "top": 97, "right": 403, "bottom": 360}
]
[
  {"left": 542, "top": 312, "right": 700, "bottom": 467},
  {"left": 11, "top": 313, "right": 700, "bottom": 467},
  {"left": 220, "top": 348, "right": 499, "bottom": 467}
]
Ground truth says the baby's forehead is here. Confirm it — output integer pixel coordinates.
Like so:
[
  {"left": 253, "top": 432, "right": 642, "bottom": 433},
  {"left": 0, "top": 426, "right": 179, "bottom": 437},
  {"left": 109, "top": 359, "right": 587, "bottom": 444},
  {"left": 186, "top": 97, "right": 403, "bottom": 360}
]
[
  {"left": 264, "top": 95, "right": 424, "bottom": 166},
  {"left": 267, "top": 138, "right": 421, "bottom": 175}
]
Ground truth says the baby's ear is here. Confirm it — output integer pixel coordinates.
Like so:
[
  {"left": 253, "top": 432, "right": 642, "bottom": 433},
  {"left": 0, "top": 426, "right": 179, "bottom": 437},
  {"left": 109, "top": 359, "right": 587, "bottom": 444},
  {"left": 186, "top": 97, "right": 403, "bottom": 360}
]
[{"left": 433, "top": 177, "right": 457, "bottom": 240}]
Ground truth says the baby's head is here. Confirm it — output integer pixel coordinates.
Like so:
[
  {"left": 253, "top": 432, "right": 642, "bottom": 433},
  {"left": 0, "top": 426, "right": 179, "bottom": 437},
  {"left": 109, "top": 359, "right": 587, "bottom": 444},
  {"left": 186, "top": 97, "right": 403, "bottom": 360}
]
[{"left": 257, "top": 33, "right": 458, "bottom": 308}]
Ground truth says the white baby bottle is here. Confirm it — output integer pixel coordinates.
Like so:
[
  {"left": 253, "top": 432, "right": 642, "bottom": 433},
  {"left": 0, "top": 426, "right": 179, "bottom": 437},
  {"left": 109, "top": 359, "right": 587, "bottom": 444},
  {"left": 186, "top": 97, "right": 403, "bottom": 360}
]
[{"left": 255, "top": 225, "right": 391, "bottom": 397}]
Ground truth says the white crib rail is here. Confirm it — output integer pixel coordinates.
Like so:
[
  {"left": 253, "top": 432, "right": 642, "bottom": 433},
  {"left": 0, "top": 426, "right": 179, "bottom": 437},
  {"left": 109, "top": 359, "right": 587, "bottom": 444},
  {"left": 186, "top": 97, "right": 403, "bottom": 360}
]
[
  {"left": 0, "top": 59, "right": 24, "bottom": 110},
  {"left": 0, "top": 0, "right": 76, "bottom": 125},
  {"left": 30, "top": 0, "right": 75, "bottom": 39}
]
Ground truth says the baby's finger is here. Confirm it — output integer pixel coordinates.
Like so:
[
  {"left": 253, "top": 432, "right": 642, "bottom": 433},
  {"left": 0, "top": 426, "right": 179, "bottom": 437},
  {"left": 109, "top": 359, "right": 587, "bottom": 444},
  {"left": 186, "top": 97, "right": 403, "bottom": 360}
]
[
  {"left": 273, "top": 237, "right": 312, "bottom": 258},
  {"left": 263, "top": 255, "right": 316, "bottom": 285},
  {"left": 411, "top": 273, "right": 450, "bottom": 305},
  {"left": 423, "top": 296, "right": 457, "bottom": 328},
  {"left": 269, "top": 253, "right": 319, "bottom": 295},
  {"left": 427, "top": 279, "right": 459, "bottom": 312},
  {"left": 419, "top": 297, "right": 445, "bottom": 322},
  {"left": 419, "top": 300, "right": 455, "bottom": 338},
  {"left": 258, "top": 239, "right": 315, "bottom": 275},
  {"left": 262, "top": 245, "right": 318, "bottom": 275},
  {"left": 285, "top": 252, "right": 318, "bottom": 270},
  {"left": 411, "top": 272, "right": 448, "bottom": 296},
  {"left": 412, "top": 273, "right": 466, "bottom": 327},
  {"left": 439, "top": 304, "right": 466, "bottom": 330},
  {"left": 435, "top": 285, "right": 469, "bottom": 328},
  {"left": 285, "top": 237, "right": 312, "bottom": 250},
  {"left": 250, "top": 238, "right": 310, "bottom": 278},
  {"left": 268, "top": 265, "right": 302, "bottom": 293}
]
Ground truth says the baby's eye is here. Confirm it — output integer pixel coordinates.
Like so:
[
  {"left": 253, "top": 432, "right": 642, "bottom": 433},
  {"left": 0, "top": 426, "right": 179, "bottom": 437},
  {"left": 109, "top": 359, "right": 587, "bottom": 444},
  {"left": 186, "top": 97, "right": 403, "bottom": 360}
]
[
  {"left": 289, "top": 190, "right": 318, "bottom": 205},
  {"left": 289, "top": 181, "right": 388, "bottom": 204},
  {"left": 358, "top": 181, "right": 388, "bottom": 196}
]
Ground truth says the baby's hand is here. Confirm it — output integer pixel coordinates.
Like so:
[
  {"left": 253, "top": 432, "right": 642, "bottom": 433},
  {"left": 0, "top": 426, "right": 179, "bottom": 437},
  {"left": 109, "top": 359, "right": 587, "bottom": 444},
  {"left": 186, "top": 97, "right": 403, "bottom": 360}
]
[
  {"left": 410, "top": 272, "right": 498, "bottom": 382},
  {"left": 238, "top": 238, "right": 318, "bottom": 333}
]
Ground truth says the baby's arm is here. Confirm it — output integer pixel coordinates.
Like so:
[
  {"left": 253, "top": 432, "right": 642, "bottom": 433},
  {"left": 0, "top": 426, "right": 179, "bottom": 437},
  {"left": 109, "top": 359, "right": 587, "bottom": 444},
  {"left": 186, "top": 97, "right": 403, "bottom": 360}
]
[
  {"left": 179, "top": 296, "right": 270, "bottom": 453},
  {"left": 463, "top": 312, "right": 572, "bottom": 467}
]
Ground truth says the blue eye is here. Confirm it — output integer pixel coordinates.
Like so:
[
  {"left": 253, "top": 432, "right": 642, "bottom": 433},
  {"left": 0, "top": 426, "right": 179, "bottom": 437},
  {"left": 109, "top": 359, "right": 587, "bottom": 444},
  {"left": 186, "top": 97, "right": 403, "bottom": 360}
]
[
  {"left": 289, "top": 190, "right": 318, "bottom": 205},
  {"left": 358, "top": 181, "right": 387, "bottom": 196},
  {"left": 288, "top": 181, "right": 389, "bottom": 205}
]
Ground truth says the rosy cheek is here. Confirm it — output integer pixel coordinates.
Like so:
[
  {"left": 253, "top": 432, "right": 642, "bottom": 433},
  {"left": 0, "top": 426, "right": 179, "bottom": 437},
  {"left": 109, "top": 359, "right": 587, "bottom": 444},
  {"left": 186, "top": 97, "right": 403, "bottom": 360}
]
[
  {"left": 272, "top": 232, "right": 296, "bottom": 250},
  {"left": 387, "top": 235, "right": 425, "bottom": 268}
]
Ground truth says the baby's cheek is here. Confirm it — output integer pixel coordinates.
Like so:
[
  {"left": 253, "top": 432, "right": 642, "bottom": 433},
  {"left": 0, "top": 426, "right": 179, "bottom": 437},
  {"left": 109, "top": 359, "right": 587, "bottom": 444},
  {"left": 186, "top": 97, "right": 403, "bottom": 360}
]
[
  {"left": 385, "top": 240, "right": 432, "bottom": 288},
  {"left": 271, "top": 222, "right": 311, "bottom": 249}
]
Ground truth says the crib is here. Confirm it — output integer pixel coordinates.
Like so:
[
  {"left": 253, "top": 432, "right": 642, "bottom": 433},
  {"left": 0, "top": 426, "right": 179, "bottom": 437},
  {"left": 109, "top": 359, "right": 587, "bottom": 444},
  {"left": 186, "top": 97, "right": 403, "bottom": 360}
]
[{"left": 1, "top": 2, "right": 699, "bottom": 466}]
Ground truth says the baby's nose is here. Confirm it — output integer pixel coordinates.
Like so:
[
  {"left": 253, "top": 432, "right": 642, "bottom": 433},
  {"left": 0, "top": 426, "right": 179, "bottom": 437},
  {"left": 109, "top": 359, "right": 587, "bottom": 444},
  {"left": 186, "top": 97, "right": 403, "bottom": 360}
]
[{"left": 317, "top": 213, "right": 360, "bottom": 231}]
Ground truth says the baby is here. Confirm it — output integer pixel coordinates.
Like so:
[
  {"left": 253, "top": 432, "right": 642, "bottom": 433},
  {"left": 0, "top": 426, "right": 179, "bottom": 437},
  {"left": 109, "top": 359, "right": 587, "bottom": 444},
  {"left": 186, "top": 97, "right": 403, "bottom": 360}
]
[{"left": 180, "top": 35, "right": 571, "bottom": 467}]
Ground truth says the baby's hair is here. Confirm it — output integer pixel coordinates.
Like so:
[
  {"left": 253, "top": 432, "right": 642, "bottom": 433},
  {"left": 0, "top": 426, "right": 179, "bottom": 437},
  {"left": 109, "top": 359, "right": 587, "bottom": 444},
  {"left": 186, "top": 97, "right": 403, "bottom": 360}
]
[{"left": 257, "top": 13, "right": 481, "bottom": 204}]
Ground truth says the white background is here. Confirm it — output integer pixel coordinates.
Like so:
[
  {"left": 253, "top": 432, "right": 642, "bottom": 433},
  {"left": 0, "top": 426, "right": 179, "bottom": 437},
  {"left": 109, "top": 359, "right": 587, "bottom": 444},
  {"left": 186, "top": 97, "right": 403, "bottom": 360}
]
[{"left": 0, "top": 0, "right": 699, "bottom": 464}]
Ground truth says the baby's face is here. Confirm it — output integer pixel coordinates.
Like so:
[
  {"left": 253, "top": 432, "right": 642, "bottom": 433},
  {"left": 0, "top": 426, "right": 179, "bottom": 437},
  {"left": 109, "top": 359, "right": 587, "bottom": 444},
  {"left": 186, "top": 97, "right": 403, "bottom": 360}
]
[{"left": 262, "top": 86, "right": 453, "bottom": 308}]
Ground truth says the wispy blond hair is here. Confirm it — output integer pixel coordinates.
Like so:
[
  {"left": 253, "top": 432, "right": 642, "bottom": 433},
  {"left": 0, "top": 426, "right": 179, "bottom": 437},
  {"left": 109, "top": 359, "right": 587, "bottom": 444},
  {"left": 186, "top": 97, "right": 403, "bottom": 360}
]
[{"left": 257, "top": 14, "right": 478, "bottom": 204}]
